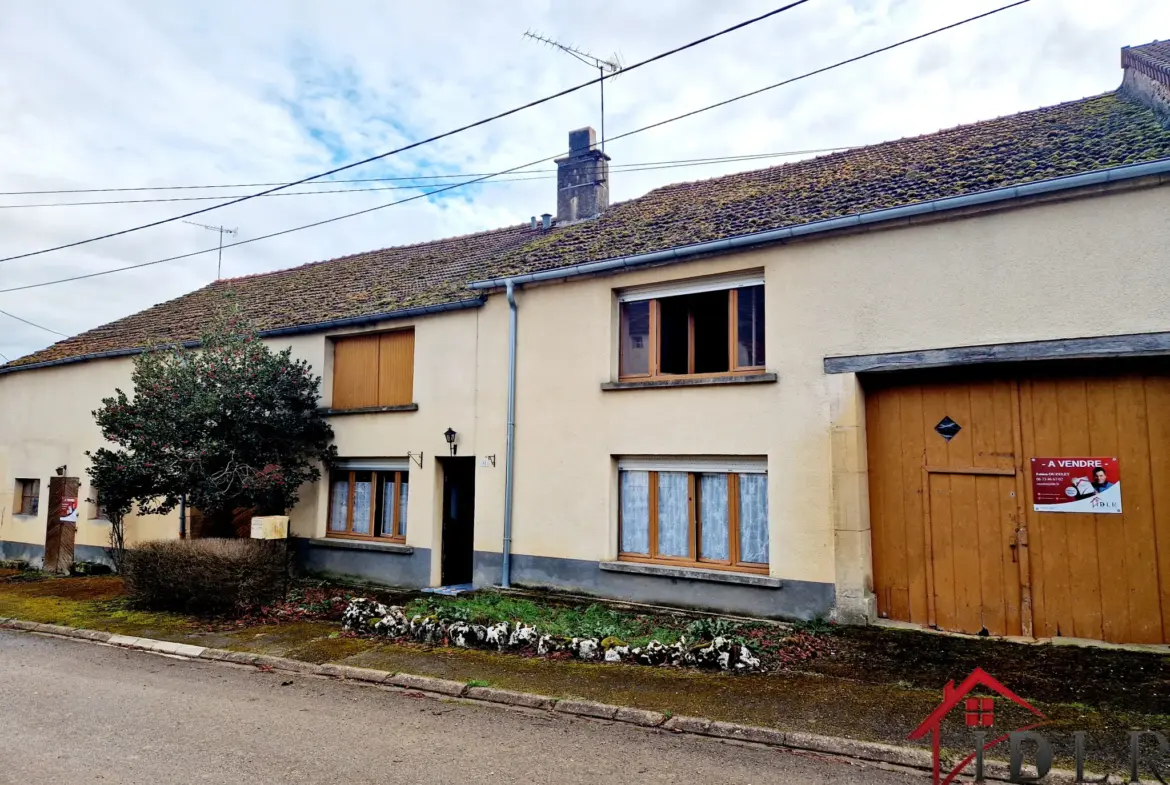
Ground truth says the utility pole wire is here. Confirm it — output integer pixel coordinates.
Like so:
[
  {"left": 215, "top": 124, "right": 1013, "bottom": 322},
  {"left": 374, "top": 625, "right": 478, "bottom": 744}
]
[
  {"left": 0, "top": 150, "right": 860, "bottom": 209},
  {"left": 0, "top": 147, "right": 855, "bottom": 196},
  {"left": 0, "top": 307, "right": 68, "bottom": 337},
  {"left": 0, "top": 0, "right": 814, "bottom": 265},
  {"left": 0, "top": 0, "right": 1031, "bottom": 298}
]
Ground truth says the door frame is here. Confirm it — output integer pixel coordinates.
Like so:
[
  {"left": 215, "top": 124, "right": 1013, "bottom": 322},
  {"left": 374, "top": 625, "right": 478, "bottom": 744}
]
[{"left": 439, "top": 456, "right": 476, "bottom": 586}]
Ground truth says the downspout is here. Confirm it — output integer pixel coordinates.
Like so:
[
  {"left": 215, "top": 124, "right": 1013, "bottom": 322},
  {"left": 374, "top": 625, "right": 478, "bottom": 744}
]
[{"left": 502, "top": 279, "right": 518, "bottom": 588}]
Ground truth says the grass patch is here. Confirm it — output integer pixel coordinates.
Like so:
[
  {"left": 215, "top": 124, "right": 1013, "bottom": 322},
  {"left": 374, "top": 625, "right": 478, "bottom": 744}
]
[
  {"left": 466, "top": 679, "right": 491, "bottom": 688},
  {"left": 403, "top": 593, "right": 694, "bottom": 647}
]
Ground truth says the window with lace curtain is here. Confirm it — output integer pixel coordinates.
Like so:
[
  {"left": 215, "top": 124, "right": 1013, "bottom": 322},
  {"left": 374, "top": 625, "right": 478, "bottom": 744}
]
[
  {"left": 618, "top": 458, "right": 768, "bottom": 574},
  {"left": 327, "top": 468, "right": 409, "bottom": 542}
]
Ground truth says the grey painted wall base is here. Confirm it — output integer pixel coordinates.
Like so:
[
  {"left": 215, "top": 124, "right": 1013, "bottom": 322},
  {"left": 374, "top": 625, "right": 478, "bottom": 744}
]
[
  {"left": 0, "top": 541, "right": 115, "bottom": 570},
  {"left": 473, "top": 551, "right": 834, "bottom": 621},
  {"left": 74, "top": 544, "right": 116, "bottom": 568},
  {"left": 294, "top": 537, "right": 431, "bottom": 588},
  {"left": 0, "top": 540, "right": 45, "bottom": 569}
]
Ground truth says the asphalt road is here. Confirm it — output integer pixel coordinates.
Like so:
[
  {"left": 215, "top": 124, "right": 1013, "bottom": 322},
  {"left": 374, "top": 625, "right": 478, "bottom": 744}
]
[{"left": 0, "top": 630, "right": 924, "bottom": 784}]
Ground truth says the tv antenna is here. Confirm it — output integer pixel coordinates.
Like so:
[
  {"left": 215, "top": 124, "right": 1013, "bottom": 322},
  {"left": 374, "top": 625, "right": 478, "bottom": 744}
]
[
  {"left": 523, "top": 30, "right": 623, "bottom": 152},
  {"left": 183, "top": 221, "right": 238, "bottom": 279}
]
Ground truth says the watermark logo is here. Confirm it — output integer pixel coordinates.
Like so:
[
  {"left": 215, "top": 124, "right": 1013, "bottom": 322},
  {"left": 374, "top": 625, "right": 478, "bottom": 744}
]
[{"left": 909, "top": 667, "right": 1169, "bottom": 783}]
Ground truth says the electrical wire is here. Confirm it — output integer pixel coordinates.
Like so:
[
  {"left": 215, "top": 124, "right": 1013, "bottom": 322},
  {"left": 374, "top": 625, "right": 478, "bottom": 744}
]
[
  {"left": 0, "top": 1, "right": 814, "bottom": 264},
  {"left": 0, "top": 149, "right": 858, "bottom": 209},
  {"left": 0, "top": 308, "right": 68, "bottom": 337},
  {"left": 0, "top": 0, "right": 1031, "bottom": 298},
  {"left": 0, "top": 148, "right": 853, "bottom": 196}
]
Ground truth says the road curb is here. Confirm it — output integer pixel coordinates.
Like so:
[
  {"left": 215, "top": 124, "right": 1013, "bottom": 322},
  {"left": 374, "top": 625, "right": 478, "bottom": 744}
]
[{"left": 0, "top": 617, "right": 1100, "bottom": 783}]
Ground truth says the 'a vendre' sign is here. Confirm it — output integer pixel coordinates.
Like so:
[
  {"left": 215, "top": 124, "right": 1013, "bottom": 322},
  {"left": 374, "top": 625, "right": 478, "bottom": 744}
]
[{"left": 1030, "top": 457, "right": 1122, "bottom": 514}]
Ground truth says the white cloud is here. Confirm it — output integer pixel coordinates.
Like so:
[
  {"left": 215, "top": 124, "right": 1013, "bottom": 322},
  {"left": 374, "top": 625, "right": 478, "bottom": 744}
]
[{"left": 1, "top": 0, "right": 1167, "bottom": 360}]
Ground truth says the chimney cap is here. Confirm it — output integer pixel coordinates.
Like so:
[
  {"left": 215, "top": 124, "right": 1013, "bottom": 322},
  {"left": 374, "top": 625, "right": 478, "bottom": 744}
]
[
  {"left": 569, "top": 127, "right": 597, "bottom": 155},
  {"left": 541, "top": 213, "right": 552, "bottom": 231}
]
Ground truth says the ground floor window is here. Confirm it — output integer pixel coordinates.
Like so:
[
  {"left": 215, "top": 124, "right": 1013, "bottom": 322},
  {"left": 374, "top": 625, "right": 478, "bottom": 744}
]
[
  {"left": 14, "top": 478, "right": 39, "bottom": 516},
  {"left": 619, "top": 461, "right": 768, "bottom": 573},
  {"left": 328, "top": 469, "right": 408, "bottom": 541}
]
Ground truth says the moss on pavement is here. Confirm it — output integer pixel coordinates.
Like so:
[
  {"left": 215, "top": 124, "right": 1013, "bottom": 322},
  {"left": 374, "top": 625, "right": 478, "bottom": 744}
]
[{"left": 3, "top": 574, "right": 1166, "bottom": 774}]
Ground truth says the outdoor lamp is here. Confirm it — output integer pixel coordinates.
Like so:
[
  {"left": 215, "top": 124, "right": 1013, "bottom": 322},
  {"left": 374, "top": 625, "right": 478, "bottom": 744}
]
[{"left": 444, "top": 427, "right": 458, "bottom": 456}]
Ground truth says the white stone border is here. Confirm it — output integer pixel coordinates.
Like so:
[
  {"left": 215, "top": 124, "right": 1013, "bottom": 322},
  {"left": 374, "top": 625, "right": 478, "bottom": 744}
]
[{"left": 0, "top": 617, "right": 1128, "bottom": 784}]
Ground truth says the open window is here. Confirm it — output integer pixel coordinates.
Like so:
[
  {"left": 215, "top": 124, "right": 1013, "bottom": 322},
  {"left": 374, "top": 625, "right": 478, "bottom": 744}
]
[
  {"left": 619, "top": 274, "right": 764, "bottom": 380},
  {"left": 328, "top": 467, "right": 409, "bottom": 542},
  {"left": 618, "top": 457, "right": 769, "bottom": 574}
]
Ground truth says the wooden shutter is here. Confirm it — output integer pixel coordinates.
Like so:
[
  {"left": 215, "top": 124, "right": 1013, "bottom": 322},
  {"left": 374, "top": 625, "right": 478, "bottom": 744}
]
[
  {"left": 332, "top": 335, "right": 380, "bottom": 409},
  {"left": 378, "top": 329, "right": 415, "bottom": 406}
]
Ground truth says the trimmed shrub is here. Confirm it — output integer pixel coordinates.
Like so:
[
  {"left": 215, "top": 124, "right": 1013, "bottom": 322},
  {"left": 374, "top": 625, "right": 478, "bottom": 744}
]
[{"left": 122, "top": 539, "right": 287, "bottom": 615}]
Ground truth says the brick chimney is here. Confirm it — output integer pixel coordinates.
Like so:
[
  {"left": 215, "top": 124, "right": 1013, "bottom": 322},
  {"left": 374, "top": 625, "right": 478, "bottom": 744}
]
[
  {"left": 555, "top": 127, "right": 610, "bottom": 223},
  {"left": 1121, "top": 40, "right": 1170, "bottom": 126}
]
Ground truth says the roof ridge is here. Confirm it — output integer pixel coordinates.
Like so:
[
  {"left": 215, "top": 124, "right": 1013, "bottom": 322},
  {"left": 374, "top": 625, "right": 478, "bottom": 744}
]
[
  {"left": 214, "top": 221, "right": 536, "bottom": 285},
  {"left": 640, "top": 92, "right": 1121, "bottom": 196}
]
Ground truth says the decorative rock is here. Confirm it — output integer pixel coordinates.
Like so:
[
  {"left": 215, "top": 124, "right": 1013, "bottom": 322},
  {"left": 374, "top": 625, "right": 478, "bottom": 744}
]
[
  {"left": 486, "top": 622, "right": 512, "bottom": 650},
  {"left": 508, "top": 623, "right": 538, "bottom": 648},
  {"left": 337, "top": 599, "right": 763, "bottom": 673}
]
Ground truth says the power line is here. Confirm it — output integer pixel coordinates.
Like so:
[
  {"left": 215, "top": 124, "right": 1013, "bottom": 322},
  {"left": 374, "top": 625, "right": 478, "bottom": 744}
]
[
  {"left": 0, "top": 349, "right": 9, "bottom": 362},
  {"left": 0, "top": 308, "right": 68, "bottom": 337},
  {"left": 0, "top": 1, "right": 814, "bottom": 265},
  {"left": 0, "top": 149, "right": 857, "bottom": 209},
  {"left": 0, "top": 0, "right": 1030, "bottom": 298},
  {"left": 0, "top": 148, "right": 851, "bottom": 196}
]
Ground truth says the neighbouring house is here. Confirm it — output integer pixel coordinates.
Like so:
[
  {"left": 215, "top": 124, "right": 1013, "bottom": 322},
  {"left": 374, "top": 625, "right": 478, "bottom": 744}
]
[{"left": 3, "top": 41, "right": 1170, "bottom": 642}]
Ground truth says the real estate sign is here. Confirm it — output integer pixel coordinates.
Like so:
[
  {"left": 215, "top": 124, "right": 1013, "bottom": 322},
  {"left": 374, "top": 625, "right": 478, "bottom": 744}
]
[{"left": 1030, "top": 457, "right": 1121, "bottom": 514}]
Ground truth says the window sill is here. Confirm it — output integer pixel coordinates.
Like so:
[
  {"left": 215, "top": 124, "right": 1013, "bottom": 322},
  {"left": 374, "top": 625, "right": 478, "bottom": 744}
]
[
  {"left": 600, "top": 560, "right": 781, "bottom": 588},
  {"left": 601, "top": 372, "right": 777, "bottom": 391},
  {"left": 320, "top": 404, "right": 419, "bottom": 416},
  {"left": 311, "top": 537, "right": 414, "bottom": 555}
]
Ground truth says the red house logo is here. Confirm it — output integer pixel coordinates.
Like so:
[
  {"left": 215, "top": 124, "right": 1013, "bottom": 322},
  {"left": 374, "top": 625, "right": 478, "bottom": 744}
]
[{"left": 908, "top": 668, "right": 1047, "bottom": 785}]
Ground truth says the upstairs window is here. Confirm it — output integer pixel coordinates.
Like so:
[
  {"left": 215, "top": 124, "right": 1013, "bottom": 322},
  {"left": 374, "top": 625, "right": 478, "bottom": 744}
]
[
  {"left": 14, "top": 478, "right": 39, "bottom": 516},
  {"left": 331, "top": 329, "right": 415, "bottom": 409},
  {"left": 328, "top": 468, "right": 409, "bottom": 541},
  {"left": 618, "top": 458, "right": 769, "bottom": 574},
  {"left": 619, "top": 275, "right": 764, "bottom": 380}
]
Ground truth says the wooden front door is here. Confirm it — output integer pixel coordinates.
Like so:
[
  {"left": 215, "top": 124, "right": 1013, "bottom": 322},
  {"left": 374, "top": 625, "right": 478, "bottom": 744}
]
[
  {"left": 868, "top": 376, "right": 1025, "bottom": 637},
  {"left": 43, "top": 476, "right": 80, "bottom": 574},
  {"left": 867, "top": 363, "right": 1170, "bottom": 645}
]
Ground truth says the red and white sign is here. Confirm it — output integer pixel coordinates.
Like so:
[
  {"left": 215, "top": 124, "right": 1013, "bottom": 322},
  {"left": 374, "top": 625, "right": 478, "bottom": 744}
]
[
  {"left": 60, "top": 496, "right": 79, "bottom": 522},
  {"left": 1030, "top": 457, "right": 1121, "bottom": 514}
]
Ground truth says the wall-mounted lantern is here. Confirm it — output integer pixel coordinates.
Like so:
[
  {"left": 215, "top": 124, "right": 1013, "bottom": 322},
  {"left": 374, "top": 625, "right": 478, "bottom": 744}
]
[{"left": 444, "top": 427, "right": 458, "bottom": 456}]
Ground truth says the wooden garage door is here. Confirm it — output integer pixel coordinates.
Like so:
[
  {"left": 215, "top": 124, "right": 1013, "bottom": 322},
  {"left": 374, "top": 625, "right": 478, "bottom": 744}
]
[{"left": 867, "top": 365, "right": 1170, "bottom": 645}]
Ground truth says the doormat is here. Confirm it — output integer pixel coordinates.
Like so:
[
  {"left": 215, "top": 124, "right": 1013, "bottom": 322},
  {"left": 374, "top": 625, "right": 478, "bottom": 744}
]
[{"left": 421, "top": 583, "right": 475, "bottom": 596}]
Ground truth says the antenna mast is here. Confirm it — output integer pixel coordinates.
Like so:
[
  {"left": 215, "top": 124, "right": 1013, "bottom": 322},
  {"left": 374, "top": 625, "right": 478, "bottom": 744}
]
[
  {"left": 523, "top": 30, "right": 622, "bottom": 152},
  {"left": 183, "top": 221, "right": 238, "bottom": 279}
]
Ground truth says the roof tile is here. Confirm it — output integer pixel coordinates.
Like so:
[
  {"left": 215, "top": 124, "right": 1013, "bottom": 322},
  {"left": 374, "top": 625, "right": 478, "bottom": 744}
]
[{"left": 7, "top": 90, "right": 1170, "bottom": 371}]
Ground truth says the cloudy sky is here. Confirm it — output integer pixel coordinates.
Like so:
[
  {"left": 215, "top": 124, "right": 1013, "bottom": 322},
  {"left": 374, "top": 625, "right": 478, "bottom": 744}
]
[{"left": 1, "top": 0, "right": 1167, "bottom": 361}]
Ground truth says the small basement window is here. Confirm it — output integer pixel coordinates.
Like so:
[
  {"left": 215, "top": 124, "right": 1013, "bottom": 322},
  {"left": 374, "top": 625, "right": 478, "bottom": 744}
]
[
  {"left": 14, "top": 478, "right": 39, "bottom": 516},
  {"left": 619, "top": 279, "right": 764, "bottom": 380},
  {"left": 328, "top": 469, "right": 409, "bottom": 542},
  {"left": 618, "top": 459, "right": 769, "bottom": 574}
]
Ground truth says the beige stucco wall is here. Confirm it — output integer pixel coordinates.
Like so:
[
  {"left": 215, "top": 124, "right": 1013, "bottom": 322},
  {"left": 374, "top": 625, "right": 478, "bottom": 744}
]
[
  {"left": 488, "top": 181, "right": 1170, "bottom": 613},
  {"left": 2, "top": 181, "right": 1167, "bottom": 614}
]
